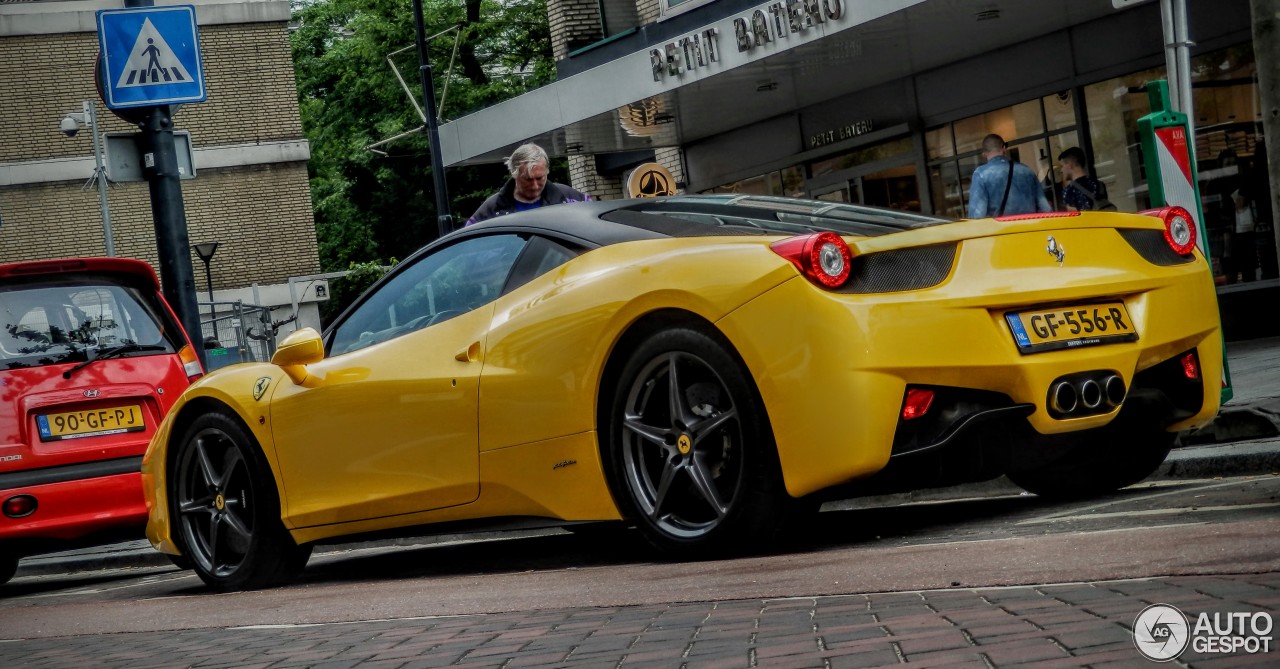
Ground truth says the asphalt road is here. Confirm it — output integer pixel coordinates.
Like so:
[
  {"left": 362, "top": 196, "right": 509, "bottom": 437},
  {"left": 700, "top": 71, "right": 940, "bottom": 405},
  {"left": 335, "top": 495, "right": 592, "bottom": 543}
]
[{"left": 1, "top": 474, "right": 1277, "bottom": 667}]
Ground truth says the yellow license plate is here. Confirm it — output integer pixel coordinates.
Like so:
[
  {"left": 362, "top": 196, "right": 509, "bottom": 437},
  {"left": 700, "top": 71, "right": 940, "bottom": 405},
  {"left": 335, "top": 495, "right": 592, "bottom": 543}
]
[
  {"left": 36, "top": 405, "right": 146, "bottom": 441},
  {"left": 1005, "top": 302, "right": 1139, "bottom": 354}
]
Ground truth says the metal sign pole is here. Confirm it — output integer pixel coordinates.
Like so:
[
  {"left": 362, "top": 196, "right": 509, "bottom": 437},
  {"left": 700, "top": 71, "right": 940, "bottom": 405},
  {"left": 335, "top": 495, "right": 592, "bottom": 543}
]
[
  {"left": 84, "top": 101, "right": 115, "bottom": 256},
  {"left": 139, "top": 104, "right": 205, "bottom": 369},
  {"left": 1172, "top": 0, "right": 1195, "bottom": 139},
  {"left": 101, "top": 0, "right": 209, "bottom": 368},
  {"left": 411, "top": 0, "right": 454, "bottom": 239}
]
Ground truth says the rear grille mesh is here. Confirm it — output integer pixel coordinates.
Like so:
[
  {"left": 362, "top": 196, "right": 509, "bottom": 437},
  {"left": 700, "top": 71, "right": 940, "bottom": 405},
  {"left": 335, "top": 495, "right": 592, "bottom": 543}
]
[
  {"left": 1119, "top": 229, "right": 1195, "bottom": 266},
  {"left": 838, "top": 243, "right": 957, "bottom": 294}
]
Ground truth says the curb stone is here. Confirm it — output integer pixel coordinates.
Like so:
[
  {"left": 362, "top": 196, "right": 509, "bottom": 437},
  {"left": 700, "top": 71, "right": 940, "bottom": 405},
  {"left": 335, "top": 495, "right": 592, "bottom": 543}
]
[{"left": 20, "top": 439, "right": 1280, "bottom": 579}]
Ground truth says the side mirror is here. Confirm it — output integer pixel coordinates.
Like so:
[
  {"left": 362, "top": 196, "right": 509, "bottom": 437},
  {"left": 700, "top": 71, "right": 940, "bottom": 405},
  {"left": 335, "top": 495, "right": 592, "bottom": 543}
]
[{"left": 271, "top": 327, "right": 324, "bottom": 384}]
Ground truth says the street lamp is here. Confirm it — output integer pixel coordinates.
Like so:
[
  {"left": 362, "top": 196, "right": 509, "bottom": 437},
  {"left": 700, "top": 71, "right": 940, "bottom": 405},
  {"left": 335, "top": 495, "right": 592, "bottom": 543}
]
[
  {"left": 61, "top": 100, "right": 114, "bottom": 256},
  {"left": 191, "top": 242, "right": 219, "bottom": 301}
]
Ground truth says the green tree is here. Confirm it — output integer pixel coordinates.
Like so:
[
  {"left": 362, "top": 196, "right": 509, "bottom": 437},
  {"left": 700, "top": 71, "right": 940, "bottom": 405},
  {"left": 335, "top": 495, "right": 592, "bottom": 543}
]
[
  {"left": 321, "top": 258, "right": 397, "bottom": 324},
  {"left": 291, "top": 0, "right": 556, "bottom": 275}
]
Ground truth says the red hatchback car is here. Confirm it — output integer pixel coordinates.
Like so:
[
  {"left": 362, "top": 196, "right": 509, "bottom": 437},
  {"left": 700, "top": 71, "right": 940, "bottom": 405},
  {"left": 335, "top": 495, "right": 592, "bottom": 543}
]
[{"left": 0, "top": 257, "right": 202, "bottom": 583}]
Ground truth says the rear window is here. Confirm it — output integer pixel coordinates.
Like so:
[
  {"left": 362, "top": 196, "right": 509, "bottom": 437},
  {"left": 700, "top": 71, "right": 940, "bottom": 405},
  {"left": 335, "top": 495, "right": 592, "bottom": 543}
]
[
  {"left": 604, "top": 195, "right": 951, "bottom": 238},
  {"left": 0, "top": 274, "right": 179, "bottom": 370}
]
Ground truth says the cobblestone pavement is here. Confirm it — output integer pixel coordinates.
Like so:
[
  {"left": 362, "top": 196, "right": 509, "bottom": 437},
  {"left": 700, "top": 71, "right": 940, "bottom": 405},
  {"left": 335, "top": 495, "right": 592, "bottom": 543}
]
[{"left": 3, "top": 573, "right": 1275, "bottom": 668}]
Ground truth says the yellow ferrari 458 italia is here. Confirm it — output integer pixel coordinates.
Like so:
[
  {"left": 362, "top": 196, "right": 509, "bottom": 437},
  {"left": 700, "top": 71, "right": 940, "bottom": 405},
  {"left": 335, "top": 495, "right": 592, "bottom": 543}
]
[{"left": 141, "top": 195, "right": 1222, "bottom": 590}]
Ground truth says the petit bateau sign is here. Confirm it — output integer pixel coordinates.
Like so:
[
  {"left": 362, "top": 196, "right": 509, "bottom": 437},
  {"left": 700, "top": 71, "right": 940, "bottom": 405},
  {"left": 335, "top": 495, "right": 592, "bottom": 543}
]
[{"left": 649, "top": 0, "right": 846, "bottom": 83}]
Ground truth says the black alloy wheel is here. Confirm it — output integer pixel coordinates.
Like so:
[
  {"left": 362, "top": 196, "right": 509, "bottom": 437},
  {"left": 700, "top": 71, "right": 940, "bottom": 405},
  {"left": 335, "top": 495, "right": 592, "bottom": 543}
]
[
  {"left": 172, "top": 412, "right": 310, "bottom": 591},
  {"left": 607, "top": 327, "right": 789, "bottom": 555}
]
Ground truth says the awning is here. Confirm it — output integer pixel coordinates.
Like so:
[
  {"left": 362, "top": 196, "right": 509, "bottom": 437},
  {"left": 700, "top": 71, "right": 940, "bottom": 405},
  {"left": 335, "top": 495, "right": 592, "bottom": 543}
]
[{"left": 437, "top": 0, "right": 1136, "bottom": 166}]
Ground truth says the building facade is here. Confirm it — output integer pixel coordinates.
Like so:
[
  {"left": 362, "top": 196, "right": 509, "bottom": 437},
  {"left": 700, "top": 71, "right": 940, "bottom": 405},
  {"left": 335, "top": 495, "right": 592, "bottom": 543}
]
[
  {"left": 0, "top": 0, "right": 325, "bottom": 348},
  {"left": 438, "top": 0, "right": 1274, "bottom": 294}
]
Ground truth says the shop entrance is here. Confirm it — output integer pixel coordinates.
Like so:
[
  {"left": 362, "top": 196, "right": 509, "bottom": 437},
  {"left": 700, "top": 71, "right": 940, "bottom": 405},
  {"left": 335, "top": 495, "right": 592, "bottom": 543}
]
[{"left": 811, "top": 162, "right": 922, "bottom": 212}]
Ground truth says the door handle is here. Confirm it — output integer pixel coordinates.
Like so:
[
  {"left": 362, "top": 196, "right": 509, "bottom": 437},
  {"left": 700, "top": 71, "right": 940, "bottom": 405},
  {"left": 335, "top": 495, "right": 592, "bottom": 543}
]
[{"left": 455, "top": 341, "right": 482, "bottom": 362}]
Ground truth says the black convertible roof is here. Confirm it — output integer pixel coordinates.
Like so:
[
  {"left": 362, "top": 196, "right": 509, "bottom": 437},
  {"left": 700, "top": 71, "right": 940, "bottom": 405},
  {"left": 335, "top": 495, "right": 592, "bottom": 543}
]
[{"left": 460, "top": 195, "right": 950, "bottom": 249}]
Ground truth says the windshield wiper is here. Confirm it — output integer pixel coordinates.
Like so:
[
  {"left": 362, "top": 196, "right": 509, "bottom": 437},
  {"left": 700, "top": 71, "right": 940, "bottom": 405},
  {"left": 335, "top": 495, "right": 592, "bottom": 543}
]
[{"left": 63, "top": 343, "right": 167, "bottom": 379}]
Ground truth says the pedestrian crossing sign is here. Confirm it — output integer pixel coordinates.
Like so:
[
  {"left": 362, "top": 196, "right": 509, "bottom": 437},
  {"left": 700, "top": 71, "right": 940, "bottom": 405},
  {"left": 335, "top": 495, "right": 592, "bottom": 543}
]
[{"left": 97, "top": 5, "right": 206, "bottom": 109}]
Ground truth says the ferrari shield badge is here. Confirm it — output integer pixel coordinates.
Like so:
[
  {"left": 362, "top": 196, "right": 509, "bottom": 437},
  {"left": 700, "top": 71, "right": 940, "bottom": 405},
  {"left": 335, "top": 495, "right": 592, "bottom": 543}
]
[{"left": 252, "top": 376, "right": 272, "bottom": 401}]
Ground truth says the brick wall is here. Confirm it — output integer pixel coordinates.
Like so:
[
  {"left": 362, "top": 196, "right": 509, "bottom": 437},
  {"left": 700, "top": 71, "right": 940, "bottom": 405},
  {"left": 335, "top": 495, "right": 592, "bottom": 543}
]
[
  {"left": 0, "top": 24, "right": 303, "bottom": 164},
  {"left": 547, "top": 0, "right": 603, "bottom": 60},
  {"left": 183, "top": 23, "right": 306, "bottom": 146},
  {"left": 568, "top": 154, "right": 623, "bottom": 200},
  {"left": 654, "top": 146, "right": 685, "bottom": 194},
  {"left": 0, "top": 20, "right": 317, "bottom": 291},
  {"left": 636, "top": 0, "right": 661, "bottom": 24},
  {"left": 566, "top": 148, "right": 686, "bottom": 200},
  {"left": 0, "top": 162, "right": 318, "bottom": 287}
]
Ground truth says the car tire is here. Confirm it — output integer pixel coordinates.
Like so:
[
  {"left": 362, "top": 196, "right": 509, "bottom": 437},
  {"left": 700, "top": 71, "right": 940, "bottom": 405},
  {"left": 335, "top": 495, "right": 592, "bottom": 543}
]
[
  {"left": 0, "top": 553, "right": 17, "bottom": 585},
  {"left": 603, "top": 326, "right": 789, "bottom": 557},
  {"left": 1008, "top": 423, "right": 1176, "bottom": 500},
  {"left": 170, "top": 412, "right": 311, "bottom": 591}
]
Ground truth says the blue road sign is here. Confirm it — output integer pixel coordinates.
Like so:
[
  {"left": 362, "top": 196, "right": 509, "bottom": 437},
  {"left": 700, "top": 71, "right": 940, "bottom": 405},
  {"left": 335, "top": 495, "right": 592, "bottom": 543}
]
[{"left": 97, "top": 5, "right": 206, "bottom": 109}]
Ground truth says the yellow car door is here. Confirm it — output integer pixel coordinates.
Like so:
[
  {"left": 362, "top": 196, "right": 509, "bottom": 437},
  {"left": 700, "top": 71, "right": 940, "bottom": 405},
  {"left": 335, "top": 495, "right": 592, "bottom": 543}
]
[{"left": 269, "top": 234, "right": 529, "bottom": 528}]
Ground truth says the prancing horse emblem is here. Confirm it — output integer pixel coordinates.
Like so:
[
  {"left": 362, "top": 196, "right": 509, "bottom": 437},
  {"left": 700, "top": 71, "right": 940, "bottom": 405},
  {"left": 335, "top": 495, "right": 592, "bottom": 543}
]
[
  {"left": 1046, "top": 236, "right": 1066, "bottom": 265},
  {"left": 252, "top": 376, "right": 272, "bottom": 401}
]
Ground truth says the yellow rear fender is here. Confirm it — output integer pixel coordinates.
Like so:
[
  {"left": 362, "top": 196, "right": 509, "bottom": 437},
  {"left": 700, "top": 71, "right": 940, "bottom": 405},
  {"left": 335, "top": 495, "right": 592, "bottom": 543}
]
[{"left": 481, "top": 238, "right": 798, "bottom": 452}]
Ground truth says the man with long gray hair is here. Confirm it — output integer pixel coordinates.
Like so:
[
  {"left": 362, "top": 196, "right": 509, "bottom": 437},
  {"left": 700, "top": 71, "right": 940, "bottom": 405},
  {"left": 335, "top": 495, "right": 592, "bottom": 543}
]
[{"left": 465, "top": 143, "right": 592, "bottom": 225}]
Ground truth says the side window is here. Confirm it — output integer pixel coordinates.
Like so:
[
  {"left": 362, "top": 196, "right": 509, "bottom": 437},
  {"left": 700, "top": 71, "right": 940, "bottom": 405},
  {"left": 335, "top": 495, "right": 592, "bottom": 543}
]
[
  {"left": 501, "top": 236, "right": 583, "bottom": 295},
  {"left": 331, "top": 234, "right": 527, "bottom": 355}
]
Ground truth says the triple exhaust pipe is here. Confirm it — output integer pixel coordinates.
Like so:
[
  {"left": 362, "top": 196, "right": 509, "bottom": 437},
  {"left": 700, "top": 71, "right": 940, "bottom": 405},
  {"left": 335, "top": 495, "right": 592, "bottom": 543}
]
[{"left": 1048, "top": 372, "right": 1126, "bottom": 418}]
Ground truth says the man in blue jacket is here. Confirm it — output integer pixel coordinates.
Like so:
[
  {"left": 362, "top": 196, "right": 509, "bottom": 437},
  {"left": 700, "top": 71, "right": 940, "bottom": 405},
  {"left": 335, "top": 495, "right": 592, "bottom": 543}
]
[
  {"left": 968, "top": 134, "right": 1052, "bottom": 218},
  {"left": 466, "top": 143, "right": 592, "bottom": 226}
]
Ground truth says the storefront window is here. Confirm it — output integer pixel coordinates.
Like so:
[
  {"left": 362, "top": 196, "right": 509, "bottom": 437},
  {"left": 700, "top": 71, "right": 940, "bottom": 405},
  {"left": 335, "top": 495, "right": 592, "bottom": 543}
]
[
  {"left": 779, "top": 166, "right": 805, "bottom": 197},
  {"left": 711, "top": 166, "right": 806, "bottom": 198},
  {"left": 926, "top": 126, "right": 954, "bottom": 160},
  {"left": 929, "top": 161, "right": 960, "bottom": 217},
  {"left": 1083, "top": 69, "right": 1157, "bottom": 215},
  {"left": 1084, "top": 43, "right": 1275, "bottom": 283},
  {"left": 809, "top": 137, "right": 914, "bottom": 178},
  {"left": 927, "top": 96, "right": 1078, "bottom": 218},
  {"left": 802, "top": 135, "right": 922, "bottom": 212},
  {"left": 1044, "top": 91, "right": 1076, "bottom": 132},
  {"left": 712, "top": 174, "right": 770, "bottom": 196},
  {"left": 953, "top": 100, "right": 1045, "bottom": 156},
  {"left": 862, "top": 164, "right": 921, "bottom": 211}
]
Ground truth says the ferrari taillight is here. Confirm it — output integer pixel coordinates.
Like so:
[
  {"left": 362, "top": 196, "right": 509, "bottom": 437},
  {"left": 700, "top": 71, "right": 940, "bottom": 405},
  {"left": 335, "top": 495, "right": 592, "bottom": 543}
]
[
  {"left": 179, "top": 344, "right": 204, "bottom": 382},
  {"left": 769, "top": 232, "right": 853, "bottom": 288},
  {"left": 1140, "top": 206, "right": 1198, "bottom": 256}
]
